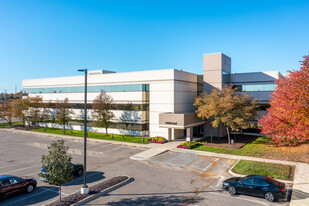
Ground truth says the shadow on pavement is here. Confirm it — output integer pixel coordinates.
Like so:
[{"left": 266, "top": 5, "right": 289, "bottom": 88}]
[
  {"left": 0, "top": 186, "right": 59, "bottom": 206},
  {"left": 64, "top": 171, "right": 105, "bottom": 186},
  {"left": 290, "top": 189, "right": 309, "bottom": 201}
]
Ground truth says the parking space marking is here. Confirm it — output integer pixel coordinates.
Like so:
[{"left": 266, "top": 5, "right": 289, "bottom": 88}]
[
  {"left": 164, "top": 152, "right": 199, "bottom": 167},
  {"left": 202, "top": 158, "right": 219, "bottom": 171},
  {"left": 41, "top": 186, "right": 69, "bottom": 196},
  {"left": 24, "top": 172, "right": 39, "bottom": 177},
  {"left": 0, "top": 157, "right": 28, "bottom": 163},
  {"left": 0, "top": 165, "right": 41, "bottom": 175},
  {"left": 2, "top": 189, "right": 50, "bottom": 206},
  {"left": 0, "top": 159, "right": 38, "bottom": 170}
]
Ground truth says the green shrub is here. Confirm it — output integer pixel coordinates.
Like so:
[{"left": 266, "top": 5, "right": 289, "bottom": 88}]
[
  {"left": 149, "top": 136, "right": 167, "bottom": 143},
  {"left": 177, "top": 141, "right": 200, "bottom": 149}
]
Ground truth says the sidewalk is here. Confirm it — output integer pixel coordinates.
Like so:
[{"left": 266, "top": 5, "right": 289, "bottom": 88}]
[{"left": 1, "top": 128, "right": 308, "bottom": 205}]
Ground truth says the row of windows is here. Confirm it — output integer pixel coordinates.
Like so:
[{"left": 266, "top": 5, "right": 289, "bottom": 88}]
[
  {"left": 23, "top": 84, "right": 150, "bottom": 94},
  {"left": 233, "top": 84, "right": 276, "bottom": 92},
  {"left": 34, "top": 103, "right": 149, "bottom": 111}
]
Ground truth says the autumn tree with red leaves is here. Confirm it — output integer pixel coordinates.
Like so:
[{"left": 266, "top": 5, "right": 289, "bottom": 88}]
[{"left": 259, "top": 54, "right": 309, "bottom": 145}]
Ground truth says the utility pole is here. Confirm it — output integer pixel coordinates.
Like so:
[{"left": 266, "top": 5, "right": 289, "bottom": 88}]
[{"left": 78, "top": 69, "right": 89, "bottom": 195}]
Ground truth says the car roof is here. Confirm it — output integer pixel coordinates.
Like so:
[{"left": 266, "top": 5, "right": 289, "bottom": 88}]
[
  {"left": 246, "top": 174, "right": 267, "bottom": 179},
  {"left": 0, "top": 175, "right": 14, "bottom": 180}
]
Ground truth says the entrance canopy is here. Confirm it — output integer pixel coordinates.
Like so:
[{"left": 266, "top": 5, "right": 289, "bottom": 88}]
[{"left": 159, "top": 112, "right": 205, "bottom": 129}]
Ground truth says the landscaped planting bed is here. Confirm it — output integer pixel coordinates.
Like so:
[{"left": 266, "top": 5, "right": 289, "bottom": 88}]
[
  {"left": 148, "top": 136, "right": 167, "bottom": 144},
  {"left": 177, "top": 141, "right": 200, "bottom": 149},
  {"left": 46, "top": 176, "right": 129, "bottom": 206}
]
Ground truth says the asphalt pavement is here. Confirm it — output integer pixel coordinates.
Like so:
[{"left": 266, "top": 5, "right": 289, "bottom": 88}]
[{"left": 0, "top": 130, "right": 291, "bottom": 206}]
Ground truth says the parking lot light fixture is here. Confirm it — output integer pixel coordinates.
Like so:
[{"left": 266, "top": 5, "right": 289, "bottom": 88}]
[{"left": 78, "top": 69, "right": 89, "bottom": 195}]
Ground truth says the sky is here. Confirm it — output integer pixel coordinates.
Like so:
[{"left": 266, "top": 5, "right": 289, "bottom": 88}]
[{"left": 0, "top": 0, "right": 308, "bottom": 93}]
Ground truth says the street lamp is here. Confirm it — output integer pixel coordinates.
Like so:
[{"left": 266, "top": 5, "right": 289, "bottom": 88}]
[{"left": 78, "top": 69, "right": 89, "bottom": 194}]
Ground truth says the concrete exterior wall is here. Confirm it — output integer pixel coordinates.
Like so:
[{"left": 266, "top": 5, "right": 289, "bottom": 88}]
[
  {"left": 203, "top": 53, "right": 231, "bottom": 92},
  {"left": 22, "top": 52, "right": 283, "bottom": 140},
  {"left": 23, "top": 69, "right": 198, "bottom": 139}
]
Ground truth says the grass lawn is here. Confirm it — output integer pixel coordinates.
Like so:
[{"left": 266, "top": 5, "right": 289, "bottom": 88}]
[
  {"left": 194, "top": 137, "right": 309, "bottom": 163},
  {"left": 232, "top": 160, "right": 293, "bottom": 180},
  {"left": 0, "top": 121, "right": 24, "bottom": 128},
  {"left": 31, "top": 128, "right": 149, "bottom": 144}
]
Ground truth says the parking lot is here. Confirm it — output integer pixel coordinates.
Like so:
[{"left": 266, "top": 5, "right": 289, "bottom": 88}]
[{"left": 0, "top": 130, "right": 291, "bottom": 205}]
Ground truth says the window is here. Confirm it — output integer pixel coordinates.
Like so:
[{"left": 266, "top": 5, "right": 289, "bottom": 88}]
[
  {"left": 254, "top": 179, "right": 269, "bottom": 186},
  {"left": 0, "top": 179, "right": 10, "bottom": 186},
  {"left": 233, "top": 84, "right": 276, "bottom": 92},
  {"left": 242, "top": 179, "right": 254, "bottom": 185},
  {"left": 9, "top": 177, "right": 22, "bottom": 184},
  {"left": 23, "top": 84, "right": 150, "bottom": 94}
]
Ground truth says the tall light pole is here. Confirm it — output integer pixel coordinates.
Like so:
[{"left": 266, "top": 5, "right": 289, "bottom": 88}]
[{"left": 78, "top": 69, "right": 89, "bottom": 194}]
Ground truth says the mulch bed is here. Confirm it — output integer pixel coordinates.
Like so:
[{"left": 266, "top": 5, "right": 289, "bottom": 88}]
[
  {"left": 203, "top": 135, "right": 258, "bottom": 149},
  {"left": 46, "top": 176, "right": 129, "bottom": 206}
]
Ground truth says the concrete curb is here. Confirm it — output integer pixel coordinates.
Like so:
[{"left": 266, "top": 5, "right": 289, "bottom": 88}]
[
  {"left": 0, "top": 128, "right": 152, "bottom": 149},
  {"left": 170, "top": 147, "right": 298, "bottom": 166},
  {"left": 72, "top": 176, "right": 131, "bottom": 206},
  {"left": 227, "top": 159, "right": 293, "bottom": 184},
  {"left": 43, "top": 176, "right": 131, "bottom": 206}
]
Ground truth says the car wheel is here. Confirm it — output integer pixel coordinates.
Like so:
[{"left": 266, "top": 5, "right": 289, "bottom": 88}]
[
  {"left": 228, "top": 186, "right": 237, "bottom": 195},
  {"left": 26, "top": 184, "right": 35, "bottom": 193},
  {"left": 77, "top": 169, "right": 83, "bottom": 176},
  {"left": 265, "top": 192, "right": 275, "bottom": 202}
]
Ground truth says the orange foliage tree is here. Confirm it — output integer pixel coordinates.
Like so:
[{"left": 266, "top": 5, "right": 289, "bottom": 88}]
[{"left": 259, "top": 54, "right": 309, "bottom": 145}]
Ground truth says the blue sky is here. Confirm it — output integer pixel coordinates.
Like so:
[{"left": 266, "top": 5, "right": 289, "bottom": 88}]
[{"left": 0, "top": 0, "right": 308, "bottom": 93}]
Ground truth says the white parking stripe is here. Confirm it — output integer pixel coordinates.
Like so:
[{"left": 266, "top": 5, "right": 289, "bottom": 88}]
[
  {"left": 3, "top": 190, "right": 50, "bottom": 206},
  {"left": 0, "top": 159, "right": 38, "bottom": 169},
  {"left": 0, "top": 157, "right": 28, "bottom": 163},
  {"left": 41, "top": 187, "right": 69, "bottom": 196},
  {"left": 0, "top": 165, "right": 41, "bottom": 175}
]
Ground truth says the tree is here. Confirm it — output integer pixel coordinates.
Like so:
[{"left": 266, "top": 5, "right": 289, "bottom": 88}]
[
  {"left": 92, "top": 92, "right": 115, "bottom": 135},
  {"left": 0, "top": 101, "right": 14, "bottom": 126},
  {"left": 12, "top": 98, "right": 29, "bottom": 126},
  {"left": 259, "top": 54, "right": 309, "bottom": 145},
  {"left": 194, "top": 86, "right": 258, "bottom": 144},
  {"left": 56, "top": 98, "right": 73, "bottom": 134},
  {"left": 21, "top": 96, "right": 48, "bottom": 128},
  {"left": 40, "top": 140, "right": 73, "bottom": 202}
]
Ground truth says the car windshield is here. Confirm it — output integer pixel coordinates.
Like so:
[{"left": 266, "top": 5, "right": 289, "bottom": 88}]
[
  {"left": 42, "top": 163, "right": 74, "bottom": 171},
  {"left": 238, "top": 177, "right": 246, "bottom": 182}
]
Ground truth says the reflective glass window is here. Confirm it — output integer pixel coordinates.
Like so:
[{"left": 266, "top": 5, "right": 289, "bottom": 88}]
[{"left": 23, "top": 84, "right": 149, "bottom": 94}]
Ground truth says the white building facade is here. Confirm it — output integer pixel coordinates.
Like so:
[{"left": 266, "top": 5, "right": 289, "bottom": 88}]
[{"left": 22, "top": 53, "right": 282, "bottom": 140}]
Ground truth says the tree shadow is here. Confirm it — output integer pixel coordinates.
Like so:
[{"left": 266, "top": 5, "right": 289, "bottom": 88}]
[
  {"left": 105, "top": 194, "right": 204, "bottom": 205},
  {"left": 63, "top": 171, "right": 105, "bottom": 186}
]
